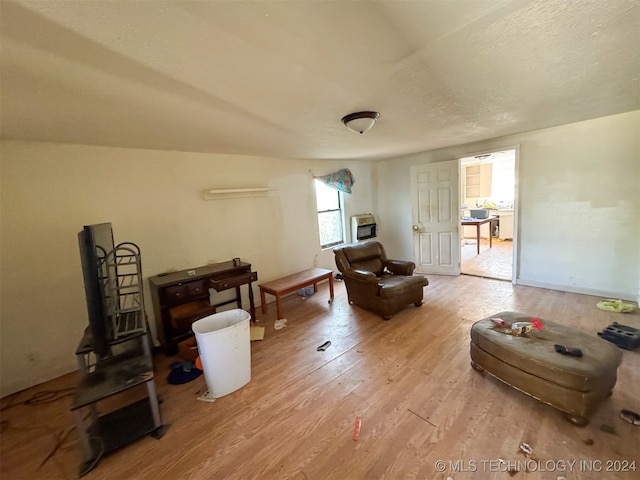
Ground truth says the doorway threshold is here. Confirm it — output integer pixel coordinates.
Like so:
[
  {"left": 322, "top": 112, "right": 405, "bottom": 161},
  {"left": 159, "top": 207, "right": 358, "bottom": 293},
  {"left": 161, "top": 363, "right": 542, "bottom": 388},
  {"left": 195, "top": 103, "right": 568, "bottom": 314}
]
[{"left": 461, "top": 272, "right": 511, "bottom": 282}]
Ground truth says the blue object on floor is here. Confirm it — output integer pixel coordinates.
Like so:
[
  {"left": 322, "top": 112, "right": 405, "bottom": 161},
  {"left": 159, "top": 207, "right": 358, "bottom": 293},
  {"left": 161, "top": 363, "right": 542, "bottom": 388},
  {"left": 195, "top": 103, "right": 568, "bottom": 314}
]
[{"left": 168, "top": 361, "right": 202, "bottom": 385}]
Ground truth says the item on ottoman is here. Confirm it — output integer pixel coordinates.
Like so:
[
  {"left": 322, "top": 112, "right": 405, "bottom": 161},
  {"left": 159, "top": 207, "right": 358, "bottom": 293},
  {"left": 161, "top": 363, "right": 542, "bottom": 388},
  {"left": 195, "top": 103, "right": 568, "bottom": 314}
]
[
  {"left": 511, "top": 322, "right": 533, "bottom": 335},
  {"left": 597, "top": 322, "right": 640, "bottom": 350},
  {"left": 333, "top": 241, "right": 428, "bottom": 320},
  {"left": 470, "top": 311, "right": 623, "bottom": 426},
  {"left": 554, "top": 344, "right": 583, "bottom": 357}
]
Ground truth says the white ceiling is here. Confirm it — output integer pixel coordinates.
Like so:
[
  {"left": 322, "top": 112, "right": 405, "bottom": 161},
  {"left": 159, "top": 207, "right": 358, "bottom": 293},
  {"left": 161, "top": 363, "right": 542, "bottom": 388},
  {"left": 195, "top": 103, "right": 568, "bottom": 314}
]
[{"left": 1, "top": 0, "right": 638, "bottom": 161}]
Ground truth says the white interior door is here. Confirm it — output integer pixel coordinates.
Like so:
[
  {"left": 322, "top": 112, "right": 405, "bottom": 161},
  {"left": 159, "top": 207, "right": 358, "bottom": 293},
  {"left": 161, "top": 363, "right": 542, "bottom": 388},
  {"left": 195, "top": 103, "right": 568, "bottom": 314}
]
[{"left": 411, "top": 160, "right": 460, "bottom": 275}]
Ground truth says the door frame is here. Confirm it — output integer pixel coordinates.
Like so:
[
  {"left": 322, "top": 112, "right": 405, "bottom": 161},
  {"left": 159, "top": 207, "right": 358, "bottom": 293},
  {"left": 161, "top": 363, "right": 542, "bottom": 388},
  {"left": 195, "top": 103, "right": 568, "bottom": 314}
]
[{"left": 457, "top": 145, "right": 520, "bottom": 284}]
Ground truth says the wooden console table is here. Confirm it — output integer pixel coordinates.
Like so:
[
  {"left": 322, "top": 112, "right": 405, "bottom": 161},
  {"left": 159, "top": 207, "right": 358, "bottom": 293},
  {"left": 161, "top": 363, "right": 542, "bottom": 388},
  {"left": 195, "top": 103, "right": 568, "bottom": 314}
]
[
  {"left": 259, "top": 267, "right": 334, "bottom": 320},
  {"left": 149, "top": 260, "right": 257, "bottom": 353}
]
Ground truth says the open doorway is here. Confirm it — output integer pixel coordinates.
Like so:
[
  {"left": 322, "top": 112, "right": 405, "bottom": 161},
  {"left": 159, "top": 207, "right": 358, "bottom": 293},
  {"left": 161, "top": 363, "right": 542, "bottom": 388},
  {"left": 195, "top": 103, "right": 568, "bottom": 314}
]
[{"left": 459, "top": 149, "right": 516, "bottom": 281}]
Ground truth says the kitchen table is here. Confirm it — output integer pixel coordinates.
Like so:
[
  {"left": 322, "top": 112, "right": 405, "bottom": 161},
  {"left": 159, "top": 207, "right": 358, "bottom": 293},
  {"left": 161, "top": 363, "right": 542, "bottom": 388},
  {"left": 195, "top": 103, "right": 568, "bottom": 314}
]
[{"left": 461, "top": 216, "right": 499, "bottom": 255}]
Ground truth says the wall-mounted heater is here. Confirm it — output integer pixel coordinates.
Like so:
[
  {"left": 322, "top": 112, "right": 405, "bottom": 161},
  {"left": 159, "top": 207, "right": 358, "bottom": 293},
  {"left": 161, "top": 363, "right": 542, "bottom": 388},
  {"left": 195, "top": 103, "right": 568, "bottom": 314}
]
[{"left": 351, "top": 214, "right": 377, "bottom": 242}]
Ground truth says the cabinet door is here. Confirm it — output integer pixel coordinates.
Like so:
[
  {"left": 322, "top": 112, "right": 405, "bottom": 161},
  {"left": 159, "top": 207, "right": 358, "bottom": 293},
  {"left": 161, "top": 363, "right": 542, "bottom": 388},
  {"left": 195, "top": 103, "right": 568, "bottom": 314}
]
[
  {"left": 499, "top": 212, "right": 514, "bottom": 240},
  {"left": 479, "top": 163, "right": 492, "bottom": 197}
]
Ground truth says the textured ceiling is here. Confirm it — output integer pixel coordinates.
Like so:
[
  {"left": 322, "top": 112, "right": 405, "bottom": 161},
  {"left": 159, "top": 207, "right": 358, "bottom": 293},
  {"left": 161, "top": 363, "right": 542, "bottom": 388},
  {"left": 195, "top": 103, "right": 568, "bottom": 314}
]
[{"left": 1, "top": 0, "right": 638, "bottom": 161}]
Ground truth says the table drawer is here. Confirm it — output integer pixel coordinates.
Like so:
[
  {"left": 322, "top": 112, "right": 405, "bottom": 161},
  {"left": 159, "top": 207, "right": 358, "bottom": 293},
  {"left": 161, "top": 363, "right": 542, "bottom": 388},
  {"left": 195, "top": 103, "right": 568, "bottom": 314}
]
[
  {"left": 186, "top": 280, "right": 206, "bottom": 296},
  {"left": 209, "top": 271, "right": 257, "bottom": 291},
  {"left": 164, "top": 280, "right": 207, "bottom": 305}
]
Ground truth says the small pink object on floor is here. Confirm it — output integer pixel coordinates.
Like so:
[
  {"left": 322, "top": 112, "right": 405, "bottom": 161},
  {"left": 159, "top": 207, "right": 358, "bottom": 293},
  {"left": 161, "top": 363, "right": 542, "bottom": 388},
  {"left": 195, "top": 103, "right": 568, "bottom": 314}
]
[{"left": 353, "top": 416, "right": 362, "bottom": 441}]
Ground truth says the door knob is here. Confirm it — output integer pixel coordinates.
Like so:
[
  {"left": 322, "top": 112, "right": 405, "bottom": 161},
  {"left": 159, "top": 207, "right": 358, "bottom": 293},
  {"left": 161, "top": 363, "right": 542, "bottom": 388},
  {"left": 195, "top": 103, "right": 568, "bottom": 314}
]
[{"left": 412, "top": 225, "right": 420, "bottom": 231}]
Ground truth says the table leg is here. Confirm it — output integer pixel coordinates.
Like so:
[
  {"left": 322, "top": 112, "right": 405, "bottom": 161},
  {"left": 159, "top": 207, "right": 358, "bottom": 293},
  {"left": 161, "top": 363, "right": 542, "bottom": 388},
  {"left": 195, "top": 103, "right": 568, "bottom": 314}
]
[
  {"left": 145, "top": 380, "right": 162, "bottom": 429},
  {"left": 73, "top": 408, "right": 94, "bottom": 462},
  {"left": 260, "top": 288, "right": 267, "bottom": 313},
  {"left": 275, "top": 295, "right": 283, "bottom": 320},
  {"left": 248, "top": 282, "right": 255, "bottom": 321},
  {"left": 328, "top": 274, "right": 334, "bottom": 302},
  {"left": 489, "top": 219, "right": 494, "bottom": 249},
  {"left": 476, "top": 224, "right": 481, "bottom": 255},
  {"left": 235, "top": 286, "right": 243, "bottom": 310}
]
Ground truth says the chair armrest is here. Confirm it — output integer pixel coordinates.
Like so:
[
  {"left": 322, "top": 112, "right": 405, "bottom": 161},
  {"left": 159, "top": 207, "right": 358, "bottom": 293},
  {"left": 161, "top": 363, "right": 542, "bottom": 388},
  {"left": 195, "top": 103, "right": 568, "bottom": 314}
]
[
  {"left": 344, "top": 269, "right": 379, "bottom": 284},
  {"left": 383, "top": 259, "right": 415, "bottom": 276},
  {"left": 343, "top": 269, "right": 381, "bottom": 297}
]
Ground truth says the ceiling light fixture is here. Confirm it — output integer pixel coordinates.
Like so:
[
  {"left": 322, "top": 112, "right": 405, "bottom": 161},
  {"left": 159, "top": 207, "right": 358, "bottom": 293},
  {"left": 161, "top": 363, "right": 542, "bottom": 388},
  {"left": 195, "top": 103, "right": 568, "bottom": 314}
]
[{"left": 341, "top": 111, "right": 380, "bottom": 134}]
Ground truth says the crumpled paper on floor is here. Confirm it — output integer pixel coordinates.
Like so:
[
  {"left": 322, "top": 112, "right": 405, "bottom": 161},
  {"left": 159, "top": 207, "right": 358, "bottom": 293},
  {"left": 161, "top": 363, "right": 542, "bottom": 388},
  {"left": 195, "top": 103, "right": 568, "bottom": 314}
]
[{"left": 274, "top": 318, "right": 288, "bottom": 330}]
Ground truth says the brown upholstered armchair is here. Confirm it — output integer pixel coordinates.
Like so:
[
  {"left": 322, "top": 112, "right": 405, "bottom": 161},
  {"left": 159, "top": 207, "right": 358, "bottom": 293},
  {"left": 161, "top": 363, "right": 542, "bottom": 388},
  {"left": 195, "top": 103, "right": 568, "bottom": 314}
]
[{"left": 333, "top": 241, "right": 428, "bottom": 319}]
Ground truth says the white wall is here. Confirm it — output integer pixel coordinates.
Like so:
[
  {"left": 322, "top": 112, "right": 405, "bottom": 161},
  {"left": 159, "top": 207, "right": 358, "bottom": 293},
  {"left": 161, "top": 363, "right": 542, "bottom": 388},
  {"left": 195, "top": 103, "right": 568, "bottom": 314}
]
[
  {"left": 0, "top": 142, "right": 375, "bottom": 396},
  {"left": 376, "top": 110, "right": 640, "bottom": 300},
  {"left": 3, "top": 111, "right": 638, "bottom": 396}
]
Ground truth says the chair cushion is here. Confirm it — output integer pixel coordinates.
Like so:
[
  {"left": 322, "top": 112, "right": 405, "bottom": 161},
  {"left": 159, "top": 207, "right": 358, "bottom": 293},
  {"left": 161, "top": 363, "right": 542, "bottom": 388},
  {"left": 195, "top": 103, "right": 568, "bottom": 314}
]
[{"left": 378, "top": 274, "right": 428, "bottom": 299}]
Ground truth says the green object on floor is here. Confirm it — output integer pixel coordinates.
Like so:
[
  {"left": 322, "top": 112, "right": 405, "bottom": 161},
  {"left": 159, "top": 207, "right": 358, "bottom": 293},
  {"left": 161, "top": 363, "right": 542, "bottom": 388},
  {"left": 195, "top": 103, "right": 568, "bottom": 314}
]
[{"left": 596, "top": 299, "right": 635, "bottom": 313}]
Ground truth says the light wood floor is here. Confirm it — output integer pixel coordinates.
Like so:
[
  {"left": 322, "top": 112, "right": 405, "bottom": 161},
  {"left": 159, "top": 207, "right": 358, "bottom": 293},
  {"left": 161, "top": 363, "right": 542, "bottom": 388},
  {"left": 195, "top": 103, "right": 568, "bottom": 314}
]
[
  {"left": 2, "top": 275, "right": 639, "bottom": 480},
  {"left": 461, "top": 237, "right": 513, "bottom": 281}
]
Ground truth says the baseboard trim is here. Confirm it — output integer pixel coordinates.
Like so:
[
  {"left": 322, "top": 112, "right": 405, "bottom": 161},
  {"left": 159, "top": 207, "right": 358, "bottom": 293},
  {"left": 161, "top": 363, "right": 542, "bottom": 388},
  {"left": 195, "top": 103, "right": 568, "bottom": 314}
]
[{"left": 515, "top": 278, "right": 637, "bottom": 304}]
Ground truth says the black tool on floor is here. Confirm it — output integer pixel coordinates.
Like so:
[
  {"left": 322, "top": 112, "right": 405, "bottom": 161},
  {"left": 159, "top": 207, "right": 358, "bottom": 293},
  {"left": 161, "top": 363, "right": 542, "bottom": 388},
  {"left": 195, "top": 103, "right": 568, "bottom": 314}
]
[
  {"left": 597, "top": 322, "right": 640, "bottom": 350},
  {"left": 554, "top": 344, "right": 583, "bottom": 357},
  {"left": 317, "top": 341, "right": 331, "bottom": 351},
  {"left": 620, "top": 409, "right": 640, "bottom": 425}
]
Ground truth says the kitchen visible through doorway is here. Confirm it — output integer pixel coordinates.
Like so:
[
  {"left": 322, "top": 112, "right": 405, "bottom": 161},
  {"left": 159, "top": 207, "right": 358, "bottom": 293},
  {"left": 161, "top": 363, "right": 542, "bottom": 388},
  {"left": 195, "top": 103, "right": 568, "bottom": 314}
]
[{"left": 460, "top": 149, "right": 516, "bottom": 281}]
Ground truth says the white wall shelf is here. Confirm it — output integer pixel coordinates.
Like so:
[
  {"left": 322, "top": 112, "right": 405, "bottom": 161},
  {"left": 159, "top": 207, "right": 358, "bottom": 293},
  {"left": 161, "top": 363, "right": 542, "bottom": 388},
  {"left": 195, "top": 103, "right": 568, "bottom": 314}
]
[{"left": 203, "top": 188, "right": 273, "bottom": 200}]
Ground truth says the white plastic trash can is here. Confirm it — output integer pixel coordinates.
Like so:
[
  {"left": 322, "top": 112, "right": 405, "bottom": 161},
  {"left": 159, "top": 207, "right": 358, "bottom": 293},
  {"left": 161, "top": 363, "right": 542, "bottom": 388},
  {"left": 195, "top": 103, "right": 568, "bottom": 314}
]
[{"left": 192, "top": 309, "right": 251, "bottom": 398}]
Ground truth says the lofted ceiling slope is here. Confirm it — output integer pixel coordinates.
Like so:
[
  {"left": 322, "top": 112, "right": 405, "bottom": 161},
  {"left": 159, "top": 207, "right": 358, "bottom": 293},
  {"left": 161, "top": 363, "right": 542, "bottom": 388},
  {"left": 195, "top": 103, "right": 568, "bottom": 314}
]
[{"left": 1, "top": 0, "right": 639, "bottom": 161}]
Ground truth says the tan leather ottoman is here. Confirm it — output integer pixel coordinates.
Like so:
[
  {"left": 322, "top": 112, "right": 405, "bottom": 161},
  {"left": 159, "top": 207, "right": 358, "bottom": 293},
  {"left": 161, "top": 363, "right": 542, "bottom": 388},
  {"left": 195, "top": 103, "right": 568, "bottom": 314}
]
[{"left": 470, "top": 311, "right": 623, "bottom": 426}]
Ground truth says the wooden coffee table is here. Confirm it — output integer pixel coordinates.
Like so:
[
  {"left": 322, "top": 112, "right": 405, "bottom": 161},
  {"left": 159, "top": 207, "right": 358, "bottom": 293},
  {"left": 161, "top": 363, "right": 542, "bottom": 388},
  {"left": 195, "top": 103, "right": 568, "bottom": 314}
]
[{"left": 259, "top": 268, "right": 334, "bottom": 320}]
